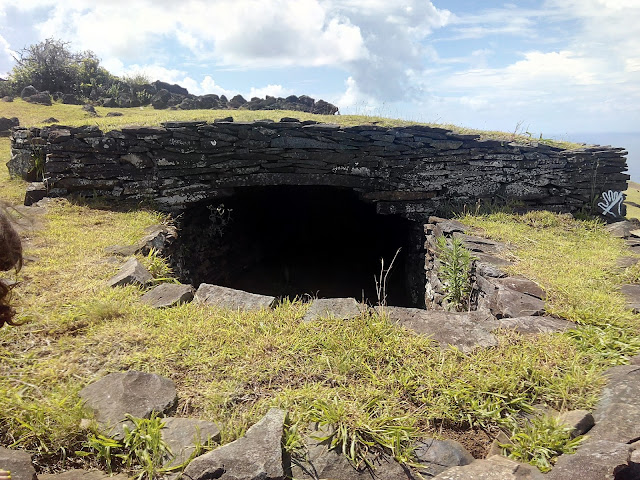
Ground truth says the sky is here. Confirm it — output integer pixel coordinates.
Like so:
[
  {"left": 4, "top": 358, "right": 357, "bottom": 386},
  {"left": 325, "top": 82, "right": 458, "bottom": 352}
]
[{"left": 1, "top": 0, "right": 639, "bottom": 179}]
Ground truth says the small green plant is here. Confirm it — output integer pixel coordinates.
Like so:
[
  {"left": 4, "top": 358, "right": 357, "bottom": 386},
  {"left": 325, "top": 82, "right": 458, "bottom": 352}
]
[
  {"left": 122, "top": 414, "right": 172, "bottom": 480},
  {"left": 436, "top": 236, "right": 474, "bottom": 311},
  {"left": 140, "top": 248, "right": 175, "bottom": 282},
  {"left": 500, "top": 415, "right": 584, "bottom": 473},
  {"left": 77, "top": 414, "right": 174, "bottom": 479}
]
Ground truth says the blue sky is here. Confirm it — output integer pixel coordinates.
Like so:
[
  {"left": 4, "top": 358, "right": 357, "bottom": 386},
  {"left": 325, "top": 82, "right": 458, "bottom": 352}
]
[{"left": 1, "top": 0, "right": 639, "bottom": 178}]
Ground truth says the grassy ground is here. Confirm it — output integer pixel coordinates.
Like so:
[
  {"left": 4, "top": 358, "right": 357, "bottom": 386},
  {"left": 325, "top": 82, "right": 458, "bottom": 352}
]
[
  {"left": 626, "top": 181, "right": 640, "bottom": 220},
  {"left": 0, "top": 102, "right": 639, "bottom": 475},
  {"left": 0, "top": 98, "right": 582, "bottom": 149}
]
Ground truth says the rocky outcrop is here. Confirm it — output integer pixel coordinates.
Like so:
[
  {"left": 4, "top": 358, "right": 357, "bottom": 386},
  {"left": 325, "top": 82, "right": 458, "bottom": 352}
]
[{"left": 8, "top": 122, "right": 628, "bottom": 221}]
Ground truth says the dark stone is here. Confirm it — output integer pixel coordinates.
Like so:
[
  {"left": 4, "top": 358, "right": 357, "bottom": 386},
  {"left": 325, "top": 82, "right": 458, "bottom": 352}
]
[
  {"left": 545, "top": 440, "right": 636, "bottom": 480},
  {"left": 153, "top": 80, "right": 189, "bottom": 96},
  {"left": 182, "top": 408, "right": 286, "bottom": 480},
  {"left": 380, "top": 306, "right": 499, "bottom": 353},
  {"left": 105, "top": 112, "right": 124, "bottom": 117},
  {"left": 0, "top": 116, "right": 19, "bottom": 132},
  {"left": 82, "top": 104, "right": 97, "bottom": 115},
  {"left": 606, "top": 220, "right": 637, "bottom": 238},
  {"left": 107, "top": 258, "right": 153, "bottom": 287},
  {"left": 39, "top": 470, "right": 128, "bottom": 480},
  {"left": 291, "top": 424, "right": 416, "bottom": 479},
  {"left": 494, "top": 277, "right": 545, "bottom": 299},
  {"left": 41, "top": 117, "right": 59, "bottom": 124},
  {"left": 24, "top": 182, "right": 47, "bottom": 206},
  {"left": 151, "top": 89, "right": 172, "bottom": 109},
  {"left": 24, "top": 91, "right": 52, "bottom": 105},
  {"left": 140, "top": 283, "right": 194, "bottom": 308},
  {"left": 62, "top": 94, "right": 82, "bottom": 105},
  {"left": 162, "top": 417, "right": 221, "bottom": 466},
  {"left": 413, "top": 438, "right": 474, "bottom": 477},
  {"left": 557, "top": 410, "right": 595, "bottom": 437},
  {"left": 0, "top": 447, "right": 36, "bottom": 480},
  {"left": 79, "top": 371, "right": 177, "bottom": 438},
  {"left": 194, "top": 284, "right": 276, "bottom": 310},
  {"left": 621, "top": 284, "right": 640, "bottom": 313},
  {"left": 432, "top": 455, "right": 544, "bottom": 479},
  {"left": 20, "top": 85, "right": 37, "bottom": 99},
  {"left": 481, "top": 277, "right": 546, "bottom": 318},
  {"left": 496, "top": 316, "right": 574, "bottom": 334},
  {"left": 214, "top": 116, "right": 234, "bottom": 123},
  {"left": 302, "top": 298, "right": 365, "bottom": 322}
]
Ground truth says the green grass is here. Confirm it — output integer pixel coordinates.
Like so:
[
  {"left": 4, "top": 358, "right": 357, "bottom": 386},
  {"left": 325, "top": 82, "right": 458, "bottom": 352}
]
[
  {"left": 625, "top": 180, "right": 640, "bottom": 221},
  {"left": 0, "top": 103, "right": 639, "bottom": 474},
  {"left": 0, "top": 98, "right": 583, "bottom": 149}
]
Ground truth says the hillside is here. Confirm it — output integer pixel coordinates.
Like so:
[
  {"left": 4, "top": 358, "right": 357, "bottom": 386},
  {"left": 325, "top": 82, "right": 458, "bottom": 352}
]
[{"left": 1, "top": 103, "right": 639, "bottom": 477}]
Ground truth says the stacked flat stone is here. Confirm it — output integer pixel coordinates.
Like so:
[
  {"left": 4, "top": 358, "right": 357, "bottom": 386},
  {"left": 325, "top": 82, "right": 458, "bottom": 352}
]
[{"left": 8, "top": 120, "right": 628, "bottom": 220}]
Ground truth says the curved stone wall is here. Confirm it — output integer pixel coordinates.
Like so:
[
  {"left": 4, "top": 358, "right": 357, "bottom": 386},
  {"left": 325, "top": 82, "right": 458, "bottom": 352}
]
[{"left": 8, "top": 119, "right": 629, "bottom": 220}]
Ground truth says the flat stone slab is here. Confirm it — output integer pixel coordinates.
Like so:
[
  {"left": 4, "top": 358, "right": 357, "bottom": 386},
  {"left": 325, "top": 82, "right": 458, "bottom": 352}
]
[
  {"left": 79, "top": 371, "right": 177, "bottom": 438},
  {"left": 621, "top": 284, "right": 640, "bottom": 313},
  {"left": 546, "top": 440, "right": 636, "bottom": 480},
  {"left": 182, "top": 408, "right": 285, "bottom": 480},
  {"left": 413, "top": 437, "right": 474, "bottom": 477},
  {"left": 496, "top": 316, "right": 575, "bottom": 334},
  {"left": 141, "top": 283, "right": 195, "bottom": 308},
  {"left": 0, "top": 447, "right": 36, "bottom": 480},
  {"left": 162, "top": 417, "right": 221, "bottom": 466},
  {"left": 381, "top": 307, "right": 498, "bottom": 353},
  {"left": 302, "top": 298, "right": 365, "bottom": 322},
  {"left": 107, "top": 258, "right": 153, "bottom": 288},
  {"left": 432, "top": 455, "right": 544, "bottom": 479},
  {"left": 194, "top": 283, "right": 275, "bottom": 310},
  {"left": 493, "top": 277, "right": 545, "bottom": 299},
  {"left": 557, "top": 410, "right": 595, "bottom": 437},
  {"left": 479, "top": 276, "right": 546, "bottom": 318},
  {"left": 39, "top": 470, "right": 128, "bottom": 480}
]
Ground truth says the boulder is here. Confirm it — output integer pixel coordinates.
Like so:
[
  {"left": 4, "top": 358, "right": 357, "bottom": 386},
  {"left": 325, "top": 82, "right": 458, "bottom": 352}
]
[
  {"left": 182, "top": 408, "right": 286, "bottom": 480},
  {"left": 140, "top": 283, "right": 195, "bottom": 308},
  {"left": 24, "top": 182, "right": 47, "bottom": 206},
  {"left": 291, "top": 423, "right": 415, "bottom": 480},
  {"left": 545, "top": 440, "right": 638, "bottom": 480},
  {"left": 107, "top": 258, "right": 153, "bottom": 288},
  {"left": 557, "top": 410, "right": 595, "bottom": 438},
  {"left": 381, "top": 306, "right": 499, "bottom": 353},
  {"left": 302, "top": 298, "right": 365, "bottom": 322},
  {"left": 496, "top": 316, "right": 574, "bottom": 335},
  {"left": 621, "top": 284, "right": 640, "bottom": 313},
  {"left": 151, "top": 89, "right": 171, "bottom": 109},
  {"left": 153, "top": 80, "right": 189, "bottom": 96},
  {"left": 194, "top": 284, "right": 276, "bottom": 311},
  {"left": 82, "top": 104, "right": 97, "bottom": 115},
  {"left": 162, "top": 417, "right": 222, "bottom": 466},
  {"left": 79, "top": 371, "right": 177, "bottom": 438},
  {"left": 20, "top": 85, "right": 37, "bottom": 99},
  {"left": 0, "top": 116, "right": 19, "bottom": 133},
  {"left": 413, "top": 438, "right": 475, "bottom": 477},
  {"left": 0, "top": 447, "right": 36, "bottom": 480},
  {"left": 432, "top": 455, "right": 544, "bottom": 479},
  {"left": 62, "top": 94, "right": 82, "bottom": 105},
  {"left": 229, "top": 95, "right": 247, "bottom": 108},
  {"left": 105, "top": 112, "right": 123, "bottom": 117},
  {"left": 39, "top": 470, "right": 128, "bottom": 480},
  {"left": 24, "top": 91, "right": 52, "bottom": 105}
]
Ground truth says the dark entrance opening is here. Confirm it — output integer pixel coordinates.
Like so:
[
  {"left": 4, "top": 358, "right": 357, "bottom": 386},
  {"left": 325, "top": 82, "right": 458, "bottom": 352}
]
[{"left": 171, "top": 186, "right": 422, "bottom": 307}]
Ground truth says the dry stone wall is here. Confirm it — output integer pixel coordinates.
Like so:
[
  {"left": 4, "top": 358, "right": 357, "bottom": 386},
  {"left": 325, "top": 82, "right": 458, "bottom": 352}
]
[{"left": 8, "top": 119, "right": 629, "bottom": 220}]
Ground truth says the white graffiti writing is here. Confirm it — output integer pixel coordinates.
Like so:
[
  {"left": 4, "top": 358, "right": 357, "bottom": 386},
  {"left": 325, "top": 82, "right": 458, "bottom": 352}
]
[{"left": 597, "top": 190, "right": 624, "bottom": 217}]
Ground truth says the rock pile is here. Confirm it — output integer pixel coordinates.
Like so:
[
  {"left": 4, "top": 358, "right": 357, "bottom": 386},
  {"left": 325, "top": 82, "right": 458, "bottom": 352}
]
[{"left": 16, "top": 82, "right": 338, "bottom": 115}]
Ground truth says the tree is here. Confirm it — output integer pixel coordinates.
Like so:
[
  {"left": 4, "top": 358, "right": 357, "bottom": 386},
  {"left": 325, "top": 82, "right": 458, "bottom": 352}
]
[{"left": 8, "top": 38, "right": 116, "bottom": 96}]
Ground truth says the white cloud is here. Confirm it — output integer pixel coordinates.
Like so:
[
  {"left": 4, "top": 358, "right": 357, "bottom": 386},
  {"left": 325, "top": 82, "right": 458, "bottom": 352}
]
[
  {"left": 0, "top": 34, "right": 17, "bottom": 77},
  {"left": 248, "top": 84, "right": 291, "bottom": 99}
]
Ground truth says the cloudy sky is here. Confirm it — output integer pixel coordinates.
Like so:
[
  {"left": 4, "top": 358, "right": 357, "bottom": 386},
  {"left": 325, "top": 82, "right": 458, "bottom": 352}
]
[{"left": 1, "top": 0, "right": 639, "bottom": 177}]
